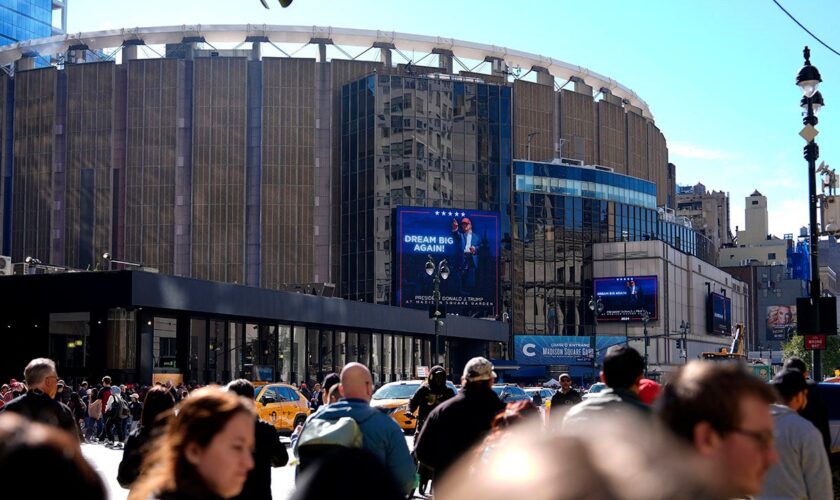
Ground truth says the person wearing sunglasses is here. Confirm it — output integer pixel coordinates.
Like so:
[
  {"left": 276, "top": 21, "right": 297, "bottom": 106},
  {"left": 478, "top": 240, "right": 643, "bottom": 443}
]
[{"left": 0, "top": 358, "right": 78, "bottom": 439}]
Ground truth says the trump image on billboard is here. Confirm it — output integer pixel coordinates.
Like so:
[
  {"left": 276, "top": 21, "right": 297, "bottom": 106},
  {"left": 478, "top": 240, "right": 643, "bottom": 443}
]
[{"left": 395, "top": 207, "right": 499, "bottom": 318}]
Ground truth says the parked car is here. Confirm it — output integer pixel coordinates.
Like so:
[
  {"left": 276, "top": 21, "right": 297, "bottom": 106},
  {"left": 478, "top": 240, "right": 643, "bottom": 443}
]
[
  {"left": 582, "top": 382, "right": 606, "bottom": 400},
  {"left": 492, "top": 384, "right": 532, "bottom": 404},
  {"left": 254, "top": 383, "right": 311, "bottom": 433},
  {"left": 370, "top": 379, "right": 458, "bottom": 434}
]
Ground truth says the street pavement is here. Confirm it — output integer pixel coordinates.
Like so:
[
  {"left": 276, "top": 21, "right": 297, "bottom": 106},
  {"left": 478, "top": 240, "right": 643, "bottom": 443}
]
[{"left": 82, "top": 435, "right": 415, "bottom": 499}]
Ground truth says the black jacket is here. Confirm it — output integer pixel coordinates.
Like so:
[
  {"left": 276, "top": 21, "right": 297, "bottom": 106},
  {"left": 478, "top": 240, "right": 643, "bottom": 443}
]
[
  {"left": 118, "top": 424, "right": 169, "bottom": 488},
  {"left": 414, "top": 383, "right": 505, "bottom": 479},
  {"left": 802, "top": 379, "right": 831, "bottom": 454},
  {"left": 1, "top": 389, "right": 78, "bottom": 438},
  {"left": 231, "top": 418, "right": 289, "bottom": 500},
  {"left": 549, "top": 388, "right": 582, "bottom": 423},
  {"left": 409, "top": 382, "right": 456, "bottom": 423}
]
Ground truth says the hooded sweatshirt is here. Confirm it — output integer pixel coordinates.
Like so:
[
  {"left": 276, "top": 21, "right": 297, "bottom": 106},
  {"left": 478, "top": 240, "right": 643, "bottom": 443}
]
[
  {"left": 757, "top": 404, "right": 832, "bottom": 500},
  {"left": 294, "top": 398, "right": 416, "bottom": 496},
  {"left": 409, "top": 366, "right": 456, "bottom": 423}
]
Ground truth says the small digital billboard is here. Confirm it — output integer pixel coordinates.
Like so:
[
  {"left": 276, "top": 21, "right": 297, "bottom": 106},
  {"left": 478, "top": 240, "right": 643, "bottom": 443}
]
[
  {"left": 395, "top": 206, "right": 499, "bottom": 318},
  {"left": 766, "top": 304, "right": 796, "bottom": 341},
  {"left": 593, "top": 276, "right": 658, "bottom": 322},
  {"left": 707, "top": 292, "right": 732, "bottom": 335}
]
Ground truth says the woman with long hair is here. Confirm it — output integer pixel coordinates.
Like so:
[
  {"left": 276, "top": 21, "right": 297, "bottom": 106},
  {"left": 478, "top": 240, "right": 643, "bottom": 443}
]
[
  {"left": 118, "top": 385, "right": 176, "bottom": 488},
  {"left": 128, "top": 386, "right": 255, "bottom": 500}
]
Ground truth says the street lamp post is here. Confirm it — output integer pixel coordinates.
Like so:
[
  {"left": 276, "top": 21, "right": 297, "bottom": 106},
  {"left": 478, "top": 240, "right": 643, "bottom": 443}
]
[
  {"left": 425, "top": 255, "right": 450, "bottom": 365},
  {"left": 679, "top": 320, "right": 690, "bottom": 363},
  {"left": 796, "top": 46, "right": 824, "bottom": 377},
  {"left": 102, "top": 252, "right": 144, "bottom": 271},
  {"left": 588, "top": 296, "right": 604, "bottom": 382}
]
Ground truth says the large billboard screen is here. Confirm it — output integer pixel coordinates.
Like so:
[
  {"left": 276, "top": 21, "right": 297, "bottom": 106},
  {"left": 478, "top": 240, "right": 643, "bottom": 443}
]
[
  {"left": 766, "top": 304, "right": 796, "bottom": 341},
  {"left": 707, "top": 292, "right": 732, "bottom": 335},
  {"left": 593, "top": 276, "right": 658, "bottom": 322},
  {"left": 395, "top": 207, "right": 499, "bottom": 318}
]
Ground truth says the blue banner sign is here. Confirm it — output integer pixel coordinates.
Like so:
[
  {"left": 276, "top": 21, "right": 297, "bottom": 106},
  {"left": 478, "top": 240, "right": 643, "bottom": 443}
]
[
  {"left": 514, "top": 336, "right": 627, "bottom": 365},
  {"left": 594, "top": 275, "right": 658, "bottom": 322},
  {"left": 395, "top": 206, "right": 499, "bottom": 318}
]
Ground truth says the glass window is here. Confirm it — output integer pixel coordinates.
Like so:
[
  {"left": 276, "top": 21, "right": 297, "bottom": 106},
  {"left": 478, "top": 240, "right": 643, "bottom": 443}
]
[
  {"left": 228, "top": 322, "right": 243, "bottom": 380},
  {"left": 335, "top": 331, "right": 346, "bottom": 371},
  {"left": 370, "top": 333, "right": 381, "bottom": 387},
  {"left": 307, "top": 329, "right": 319, "bottom": 386},
  {"left": 208, "top": 320, "right": 226, "bottom": 384},
  {"left": 261, "top": 325, "right": 277, "bottom": 382},
  {"left": 403, "top": 336, "right": 413, "bottom": 380},
  {"left": 293, "top": 326, "right": 306, "bottom": 384},
  {"left": 153, "top": 317, "right": 178, "bottom": 371},
  {"left": 358, "top": 333, "right": 371, "bottom": 367},
  {"left": 49, "top": 312, "right": 91, "bottom": 372},
  {"left": 394, "top": 336, "right": 404, "bottom": 380},
  {"left": 279, "top": 325, "right": 291, "bottom": 383},
  {"left": 320, "top": 330, "right": 334, "bottom": 378},
  {"left": 347, "top": 331, "right": 358, "bottom": 364},
  {"left": 244, "top": 324, "right": 259, "bottom": 381},
  {"left": 190, "top": 319, "right": 207, "bottom": 385},
  {"left": 383, "top": 334, "right": 393, "bottom": 382},
  {"left": 106, "top": 308, "right": 136, "bottom": 370},
  {"left": 279, "top": 386, "right": 299, "bottom": 402}
]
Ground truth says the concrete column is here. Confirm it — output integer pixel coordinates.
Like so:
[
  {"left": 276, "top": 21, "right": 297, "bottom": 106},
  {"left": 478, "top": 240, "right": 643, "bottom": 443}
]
[
  {"left": 531, "top": 65, "right": 553, "bottom": 87},
  {"left": 318, "top": 43, "right": 327, "bottom": 63},
  {"left": 251, "top": 41, "right": 261, "bottom": 62},
  {"left": 433, "top": 48, "right": 453, "bottom": 74},
  {"left": 485, "top": 56, "right": 506, "bottom": 78},
  {"left": 123, "top": 45, "right": 139, "bottom": 61},
  {"left": 15, "top": 57, "right": 36, "bottom": 72}
]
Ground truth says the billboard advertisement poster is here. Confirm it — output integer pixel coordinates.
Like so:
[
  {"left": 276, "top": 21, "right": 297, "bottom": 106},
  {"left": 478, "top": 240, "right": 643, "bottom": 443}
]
[
  {"left": 593, "top": 276, "right": 658, "bottom": 322},
  {"left": 766, "top": 304, "right": 796, "bottom": 341},
  {"left": 514, "top": 336, "right": 627, "bottom": 366},
  {"left": 395, "top": 206, "right": 499, "bottom": 318},
  {"left": 707, "top": 292, "right": 732, "bottom": 335}
]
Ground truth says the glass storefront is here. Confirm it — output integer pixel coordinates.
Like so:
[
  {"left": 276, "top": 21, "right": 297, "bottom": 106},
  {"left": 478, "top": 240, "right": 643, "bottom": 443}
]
[
  {"left": 107, "top": 308, "right": 136, "bottom": 370},
  {"left": 49, "top": 312, "right": 90, "bottom": 371},
  {"left": 153, "top": 317, "right": 178, "bottom": 372}
]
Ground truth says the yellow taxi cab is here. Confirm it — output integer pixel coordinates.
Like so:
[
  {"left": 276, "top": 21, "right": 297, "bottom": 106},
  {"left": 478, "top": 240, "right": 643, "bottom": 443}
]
[
  {"left": 254, "top": 383, "right": 311, "bottom": 433},
  {"left": 370, "top": 379, "right": 457, "bottom": 434}
]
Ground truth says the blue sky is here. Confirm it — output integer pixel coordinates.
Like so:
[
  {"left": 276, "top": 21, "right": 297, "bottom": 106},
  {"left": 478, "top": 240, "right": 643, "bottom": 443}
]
[{"left": 68, "top": 0, "right": 840, "bottom": 238}]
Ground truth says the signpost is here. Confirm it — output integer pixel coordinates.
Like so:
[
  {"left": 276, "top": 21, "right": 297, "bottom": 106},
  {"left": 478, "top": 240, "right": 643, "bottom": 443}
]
[{"left": 805, "top": 335, "right": 827, "bottom": 350}]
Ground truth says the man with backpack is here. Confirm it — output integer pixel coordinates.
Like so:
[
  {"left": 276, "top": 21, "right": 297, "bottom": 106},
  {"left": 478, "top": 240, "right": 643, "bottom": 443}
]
[
  {"left": 103, "top": 385, "right": 129, "bottom": 447},
  {"left": 293, "top": 362, "right": 415, "bottom": 497}
]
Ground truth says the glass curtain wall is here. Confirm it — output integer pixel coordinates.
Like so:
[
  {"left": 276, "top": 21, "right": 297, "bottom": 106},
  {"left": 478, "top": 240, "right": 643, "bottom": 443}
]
[
  {"left": 190, "top": 319, "right": 207, "bottom": 384},
  {"left": 306, "top": 330, "right": 319, "bottom": 386},
  {"left": 341, "top": 74, "right": 510, "bottom": 306}
]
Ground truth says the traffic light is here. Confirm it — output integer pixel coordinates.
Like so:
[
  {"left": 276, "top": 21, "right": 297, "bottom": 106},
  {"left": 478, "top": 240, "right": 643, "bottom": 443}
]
[{"left": 675, "top": 339, "right": 682, "bottom": 349}]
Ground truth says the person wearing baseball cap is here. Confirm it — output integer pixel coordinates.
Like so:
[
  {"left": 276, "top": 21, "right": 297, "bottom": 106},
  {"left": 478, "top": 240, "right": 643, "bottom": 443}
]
[
  {"left": 549, "top": 373, "right": 582, "bottom": 424},
  {"left": 414, "top": 357, "right": 505, "bottom": 483}
]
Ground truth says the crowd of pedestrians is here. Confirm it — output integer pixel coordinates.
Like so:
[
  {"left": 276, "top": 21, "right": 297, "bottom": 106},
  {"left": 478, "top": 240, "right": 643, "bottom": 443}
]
[{"left": 1, "top": 348, "right": 837, "bottom": 499}]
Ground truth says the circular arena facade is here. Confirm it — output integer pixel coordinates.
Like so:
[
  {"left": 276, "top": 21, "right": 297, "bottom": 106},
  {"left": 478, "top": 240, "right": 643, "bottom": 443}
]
[{"left": 0, "top": 25, "right": 679, "bottom": 310}]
